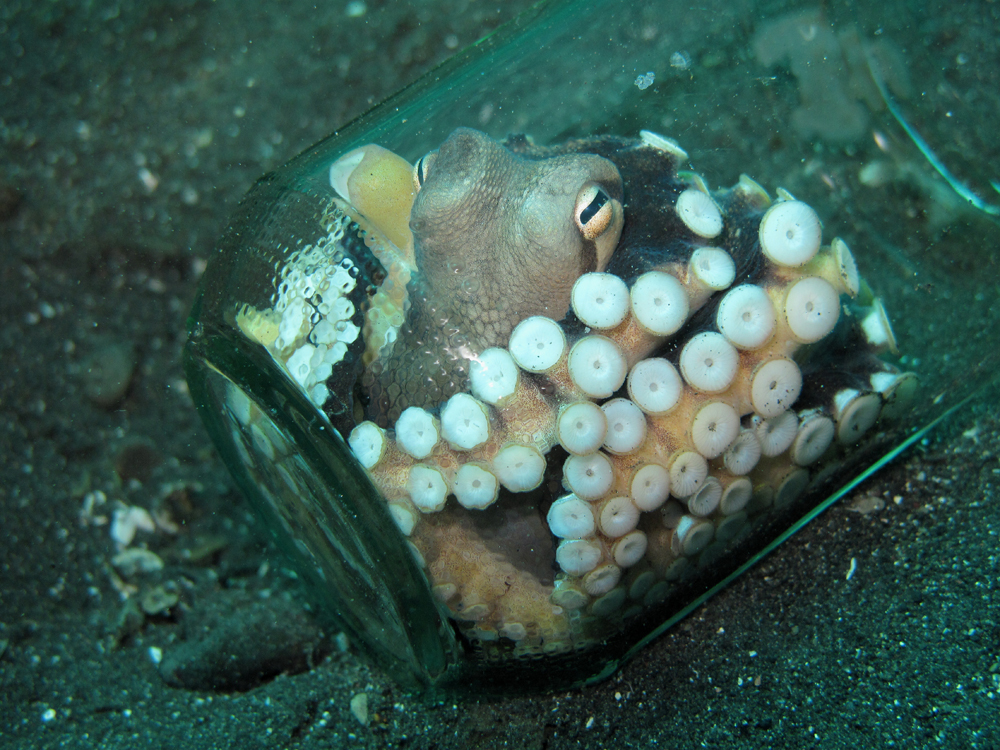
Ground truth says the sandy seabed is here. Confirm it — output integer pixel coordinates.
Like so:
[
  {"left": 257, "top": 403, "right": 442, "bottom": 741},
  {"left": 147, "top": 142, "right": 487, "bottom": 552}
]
[{"left": 1, "top": 1, "right": 999, "bottom": 747}]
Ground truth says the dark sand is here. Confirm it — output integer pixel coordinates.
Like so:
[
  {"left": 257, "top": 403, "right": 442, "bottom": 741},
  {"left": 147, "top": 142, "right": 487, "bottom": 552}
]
[{"left": 2, "top": 1, "right": 998, "bottom": 747}]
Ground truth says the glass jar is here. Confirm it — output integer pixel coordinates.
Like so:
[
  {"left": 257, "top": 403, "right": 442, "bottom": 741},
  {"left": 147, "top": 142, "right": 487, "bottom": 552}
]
[{"left": 184, "top": 0, "right": 998, "bottom": 691}]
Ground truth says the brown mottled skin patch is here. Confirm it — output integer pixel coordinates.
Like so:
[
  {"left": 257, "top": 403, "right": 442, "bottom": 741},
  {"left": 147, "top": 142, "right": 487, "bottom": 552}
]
[{"left": 366, "top": 128, "right": 623, "bottom": 425}]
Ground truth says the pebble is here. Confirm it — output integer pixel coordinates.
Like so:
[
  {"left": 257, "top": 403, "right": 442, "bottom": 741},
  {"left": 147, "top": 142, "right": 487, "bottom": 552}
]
[
  {"left": 350, "top": 692, "right": 369, "bottom": 725},
  {"left": 847, "top": 494, "right": 886, "bottom": 515},
  {"left": 141, "top": 585, "right": 179, "bottom": 615},
  {"left": 111, "top": 548, "right": 164, "bottom": 576},
  {"left": 82, "top": 340, "right": 136, "bottom": 407}
]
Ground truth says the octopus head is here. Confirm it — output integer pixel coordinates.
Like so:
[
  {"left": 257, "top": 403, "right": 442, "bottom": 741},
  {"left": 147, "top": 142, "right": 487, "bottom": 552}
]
[{"left": 409, "top": 127, "right": 624, "bottom": 346}]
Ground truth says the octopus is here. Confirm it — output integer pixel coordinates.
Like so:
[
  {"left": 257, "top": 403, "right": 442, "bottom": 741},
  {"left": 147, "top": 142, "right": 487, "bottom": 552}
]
[{"left": 237, "top": 127, "right": 918, "bottom": 658}]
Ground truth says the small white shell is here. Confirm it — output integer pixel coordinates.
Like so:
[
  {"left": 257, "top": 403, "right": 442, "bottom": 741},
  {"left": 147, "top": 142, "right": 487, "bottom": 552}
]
[
  {"left": 388, "top": 500, "right": 419, "bottom": 536},
  {"left": 550, "top": 585, "right": 589, "bottom": 610}
]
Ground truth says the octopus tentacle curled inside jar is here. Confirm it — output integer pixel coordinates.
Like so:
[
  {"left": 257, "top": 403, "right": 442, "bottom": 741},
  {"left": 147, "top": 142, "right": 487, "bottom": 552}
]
[{"left": 235, "top": 126, "right": 917, "bottom": 657}]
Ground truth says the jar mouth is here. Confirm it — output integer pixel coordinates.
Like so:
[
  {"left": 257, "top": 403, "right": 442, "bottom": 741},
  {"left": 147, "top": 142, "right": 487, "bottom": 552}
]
[{"left": 183, "top": 323, "right": 459, "bottom": 688}]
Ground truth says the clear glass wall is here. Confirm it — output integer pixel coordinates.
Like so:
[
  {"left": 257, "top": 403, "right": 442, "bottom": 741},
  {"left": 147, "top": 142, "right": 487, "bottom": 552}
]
[{"left": 185, "top": 0, "right": 1000, "bottom": 690}]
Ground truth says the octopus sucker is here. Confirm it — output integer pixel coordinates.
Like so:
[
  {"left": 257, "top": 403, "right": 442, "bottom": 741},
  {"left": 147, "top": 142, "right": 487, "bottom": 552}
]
[{"left": 248, "top": 127, "right": 919, "bottom": 657}]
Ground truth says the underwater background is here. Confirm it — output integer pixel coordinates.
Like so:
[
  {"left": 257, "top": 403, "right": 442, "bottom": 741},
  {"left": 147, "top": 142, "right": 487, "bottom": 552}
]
[{"left": 1, "top": 0, "right": 998, "bottom": 747}]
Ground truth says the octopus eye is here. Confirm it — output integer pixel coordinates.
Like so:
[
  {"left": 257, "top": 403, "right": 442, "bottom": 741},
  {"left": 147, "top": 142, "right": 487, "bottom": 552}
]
[
  {"left": 412, "top": 152, "right": 437, "bottom": 191},
  {"left": 575, "top": 185, "right": 615, "bottom": 241}
]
